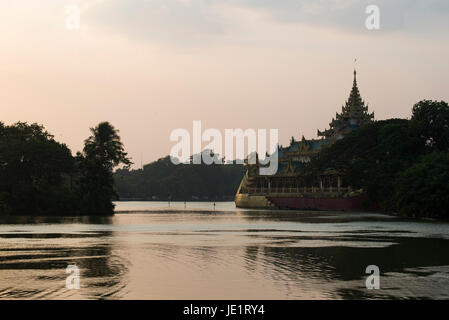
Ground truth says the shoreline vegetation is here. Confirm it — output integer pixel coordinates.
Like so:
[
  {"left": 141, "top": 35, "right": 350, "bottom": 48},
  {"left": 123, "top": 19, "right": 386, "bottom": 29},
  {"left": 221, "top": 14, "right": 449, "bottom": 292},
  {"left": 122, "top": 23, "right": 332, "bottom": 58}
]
[
  {"left": 114, "top": 157, "right": 245, "bottom": 202},
  {"left": 1, "top": 100, "right": 448, "bottom": 219},
  {"left": 0, "top": 121, "right": 131, "bottom": 216}
]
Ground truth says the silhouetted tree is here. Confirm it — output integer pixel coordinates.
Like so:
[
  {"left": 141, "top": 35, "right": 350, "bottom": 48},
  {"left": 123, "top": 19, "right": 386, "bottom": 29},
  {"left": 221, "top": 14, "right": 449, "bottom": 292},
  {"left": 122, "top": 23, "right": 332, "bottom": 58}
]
[
  {"left": 394, "top": 152, "right": 449, "bottom": 218},
  {"left": 76, "top": 122, "right": 132, "bottom": 215},
  {"left": 410, "top": 100, "right": 449, "bottom": 152},
  {"left": 114, "top": 155, "right": 245, "bottom": 200},
  {"left": 0, "top": 122, "right": 75, "bottom": 215}
]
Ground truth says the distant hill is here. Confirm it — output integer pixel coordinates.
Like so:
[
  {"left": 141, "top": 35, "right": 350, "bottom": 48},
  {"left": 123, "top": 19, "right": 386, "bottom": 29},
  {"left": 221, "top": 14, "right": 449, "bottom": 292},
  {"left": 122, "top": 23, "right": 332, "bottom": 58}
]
[{"left": 113, "top": 156, "right": 246, "bottom": 201}]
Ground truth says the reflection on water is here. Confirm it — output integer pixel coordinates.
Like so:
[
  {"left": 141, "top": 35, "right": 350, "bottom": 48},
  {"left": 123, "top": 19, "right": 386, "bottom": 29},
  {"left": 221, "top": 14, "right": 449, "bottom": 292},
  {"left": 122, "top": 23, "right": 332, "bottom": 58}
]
[{"left": 1, "top": 202, "right": 449, "bottom": 299}]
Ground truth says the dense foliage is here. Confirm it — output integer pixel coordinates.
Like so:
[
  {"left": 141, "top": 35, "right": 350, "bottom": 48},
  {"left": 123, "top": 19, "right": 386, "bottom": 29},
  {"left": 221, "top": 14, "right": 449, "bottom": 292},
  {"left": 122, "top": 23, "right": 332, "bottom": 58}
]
[
  {"left": 0, "top": 122, "right": 75, "bottom": 215},
  {"left": 76, "top": 122, "right": 132, "bottom": 215},
  {"left": 114, "top": 156, "right": 245, "bottom": 201},
  {"left": 0, "top": 121, "right": 130, "bottom": 216},
  {"left": 394, "top": 152, "right": 449, "bottom": 218},
  {"left": 309, "top": 100, "right": 449, "bottom": 218}
]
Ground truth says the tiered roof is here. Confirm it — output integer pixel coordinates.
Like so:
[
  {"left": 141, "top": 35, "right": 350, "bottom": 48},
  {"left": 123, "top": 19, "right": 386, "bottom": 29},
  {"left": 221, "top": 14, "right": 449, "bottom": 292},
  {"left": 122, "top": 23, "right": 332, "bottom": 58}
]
[
  {"left": 317, "top": 70, "right": 374, "bottom": 139},
  {"left": 274, "top": 69, "right": 374, "bottom": 175}
]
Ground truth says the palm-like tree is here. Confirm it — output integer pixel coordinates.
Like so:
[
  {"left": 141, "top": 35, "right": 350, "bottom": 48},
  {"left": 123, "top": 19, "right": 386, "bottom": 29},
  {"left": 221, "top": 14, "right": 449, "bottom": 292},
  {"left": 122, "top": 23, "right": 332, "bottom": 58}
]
[
  {"left": 77, "top": 122, "right": 132, "bottom": 215},
  {"left": 83, "top": 122, "right": 131, "bottom": 169}
]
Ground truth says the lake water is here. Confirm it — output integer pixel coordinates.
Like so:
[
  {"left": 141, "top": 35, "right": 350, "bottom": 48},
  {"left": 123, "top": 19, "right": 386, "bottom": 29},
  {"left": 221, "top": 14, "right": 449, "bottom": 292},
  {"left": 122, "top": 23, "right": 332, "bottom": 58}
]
[{"left": 0, "top": 201, "right": 449, "bottom": 299}]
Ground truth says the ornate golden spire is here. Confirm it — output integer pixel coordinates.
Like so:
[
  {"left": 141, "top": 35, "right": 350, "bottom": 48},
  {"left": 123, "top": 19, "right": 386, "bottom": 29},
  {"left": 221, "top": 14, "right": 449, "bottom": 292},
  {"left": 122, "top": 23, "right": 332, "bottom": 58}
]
[{"left": 317, "top": 68, "right": 374, "bottom": 139}]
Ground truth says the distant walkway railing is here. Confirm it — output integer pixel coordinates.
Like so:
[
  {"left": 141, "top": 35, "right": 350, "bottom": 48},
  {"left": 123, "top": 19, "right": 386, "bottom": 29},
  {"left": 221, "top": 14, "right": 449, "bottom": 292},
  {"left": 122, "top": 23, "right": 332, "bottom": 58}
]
[{"left": 241, "top": 186, "right": 352, "bottom": 195}]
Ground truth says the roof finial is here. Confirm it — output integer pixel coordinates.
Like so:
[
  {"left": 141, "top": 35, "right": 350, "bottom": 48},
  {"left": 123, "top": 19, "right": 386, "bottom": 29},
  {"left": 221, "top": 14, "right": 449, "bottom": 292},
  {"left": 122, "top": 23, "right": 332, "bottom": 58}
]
[{"left": 353, "top": 58, "right": 357, "bottom": 86}]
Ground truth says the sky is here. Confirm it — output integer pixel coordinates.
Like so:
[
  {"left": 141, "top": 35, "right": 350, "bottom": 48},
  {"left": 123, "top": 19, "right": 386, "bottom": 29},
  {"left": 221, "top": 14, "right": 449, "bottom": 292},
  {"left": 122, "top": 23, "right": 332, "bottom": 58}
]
[{"left": 1, "top": 0, "right": 449, "bottom": 168}]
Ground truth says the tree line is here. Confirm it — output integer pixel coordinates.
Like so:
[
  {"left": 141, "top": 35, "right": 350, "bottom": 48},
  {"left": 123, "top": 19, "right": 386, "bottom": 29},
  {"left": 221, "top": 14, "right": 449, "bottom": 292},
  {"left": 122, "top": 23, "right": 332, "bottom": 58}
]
[
  {"left": 0, "top": 121, "right": 130, "bottom": 216},
  {"left": 2, "top": 99, "right": 448, "bottom": 218},
  {"left": 114, "top": 156, "right": 245, "bottom": 201}
]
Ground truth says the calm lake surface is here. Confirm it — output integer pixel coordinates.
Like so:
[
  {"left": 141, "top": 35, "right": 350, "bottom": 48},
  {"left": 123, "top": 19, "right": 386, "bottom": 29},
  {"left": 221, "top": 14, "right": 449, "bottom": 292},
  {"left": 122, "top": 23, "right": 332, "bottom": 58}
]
[{"left": 1, "top": 201, "right": 449, "bottom": 299}]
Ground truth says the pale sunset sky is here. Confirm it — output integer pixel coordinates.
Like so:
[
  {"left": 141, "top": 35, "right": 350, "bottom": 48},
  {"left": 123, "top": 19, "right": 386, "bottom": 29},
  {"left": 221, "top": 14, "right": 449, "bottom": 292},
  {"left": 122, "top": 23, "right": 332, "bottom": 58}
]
[{"left": 1, "top": 0, "right": 448, "bottom": 167}]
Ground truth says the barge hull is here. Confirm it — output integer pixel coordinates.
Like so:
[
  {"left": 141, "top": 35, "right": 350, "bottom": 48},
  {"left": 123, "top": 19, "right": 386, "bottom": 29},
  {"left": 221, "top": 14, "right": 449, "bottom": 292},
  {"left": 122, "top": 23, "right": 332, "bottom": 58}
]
[
  {"left": 235, "top": 194, "right": 370, "bottom": 211},
  {"left": 268, "top": 195, "right": 366, "bottom": 211}
]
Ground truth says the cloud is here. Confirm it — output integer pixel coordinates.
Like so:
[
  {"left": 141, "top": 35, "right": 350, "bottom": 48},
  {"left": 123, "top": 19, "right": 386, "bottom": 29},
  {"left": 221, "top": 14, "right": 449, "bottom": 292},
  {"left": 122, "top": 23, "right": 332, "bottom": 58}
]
[
  {"left": 233, "top": 0, "right": 449, "bottom": 33},
  {"left": 81, "top": 0, "right": 449, "bottom": 44},
  {"left": 83, "top": 0, "right": 229, "bottom": 44}
]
